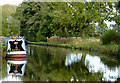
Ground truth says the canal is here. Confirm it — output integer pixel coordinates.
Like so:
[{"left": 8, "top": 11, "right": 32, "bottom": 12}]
[{"left": 1, "top": 44, "right": 120, "bottom": 82}]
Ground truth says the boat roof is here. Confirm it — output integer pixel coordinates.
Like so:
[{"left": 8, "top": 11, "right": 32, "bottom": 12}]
[
  {"left": 7, "top": 37, "right": 26, "bottom": 51},
  {"left": 8, "top": 38, "right": 25, "bottom": 41},
  {"left": 8, "top": 36, "right": 26, "bottom": 41}
]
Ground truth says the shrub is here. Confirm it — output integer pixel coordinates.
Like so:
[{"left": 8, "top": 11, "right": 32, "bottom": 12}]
[
  {"left": 28, "top": 34, "right": 36, "bottom": 42},
  {"left": 36, "top": 32, "right": 47, "bottom": 42},
  {"left": 55, "top": 28, "right": 70, "bottom": 38},
  {"left": 101, "top": 30, "right": 118, "bottom": 44}
]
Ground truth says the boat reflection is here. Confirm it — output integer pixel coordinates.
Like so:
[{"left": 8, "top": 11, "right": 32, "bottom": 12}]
[
  {"left": 1, "top": 57, "right": 27, "bottom": 82},
  {"left": 7, "top": 58, "right": 27, "bottom": 77}
]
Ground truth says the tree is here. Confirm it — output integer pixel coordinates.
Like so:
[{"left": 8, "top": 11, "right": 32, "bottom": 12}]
[
  {"left": 1, "top": 5, "right": 20, "bottom": 36},
  {"left": 113, "top": 2, "right": 120, "bottom": 54},
  {"left": 49, "top": 2, "right": 112, "bottom": 38},
  {"left": 14, "top": 2, "right": 54, "bottom": 41},
  {"left": 14, "top": 2, "right": 115, "bottom": 41}
]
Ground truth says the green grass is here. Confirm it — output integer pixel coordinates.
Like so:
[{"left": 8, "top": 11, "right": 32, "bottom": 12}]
[{"left": 28, "top": 38, "right": 118, "bottom": 55}]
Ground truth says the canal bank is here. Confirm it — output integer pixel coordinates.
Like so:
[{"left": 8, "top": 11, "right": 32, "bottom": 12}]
[{"left": 27, "top": 41, "right": 118, "bottom": 56}]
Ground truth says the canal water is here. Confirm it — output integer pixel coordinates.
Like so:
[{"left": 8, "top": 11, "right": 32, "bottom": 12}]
[{"left": 1, "top": 44, "right": 120, "bottom": 82}]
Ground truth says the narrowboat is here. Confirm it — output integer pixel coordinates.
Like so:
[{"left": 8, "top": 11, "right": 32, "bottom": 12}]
[
  {"left": 6, "top": 36, "right": 27, "bottom": 77},
  {"left": 6, "top": 37, "right": 27, "bottom": 58}
]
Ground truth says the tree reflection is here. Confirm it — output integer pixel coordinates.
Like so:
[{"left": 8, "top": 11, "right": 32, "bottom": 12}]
[{"left": 23, "top": 45, "right": 102, "bottom": 81}]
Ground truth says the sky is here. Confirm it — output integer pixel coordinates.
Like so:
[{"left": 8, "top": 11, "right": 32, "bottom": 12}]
[{"left": 0, "top": 0, "right": 24, "bottom": 6}]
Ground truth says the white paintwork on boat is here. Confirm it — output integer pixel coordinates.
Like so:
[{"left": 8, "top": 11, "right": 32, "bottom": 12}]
[
  {"left": 6, "top": 38, "right": 27, "bottom": 77},
  {"left": 7, "top": 51, "right": 27, "bottom": 55},
  {"left": 7, "top": 64, "right": 26, "bottom": 76},
  {"left": 7, "top": 60, "right": 27, "bottom": 64},
  {"left": 7, "top": 60, "right": 27, "bottom": 76},
  {"left": 7, "top": 39, "right": 26, "bottom": 51}
]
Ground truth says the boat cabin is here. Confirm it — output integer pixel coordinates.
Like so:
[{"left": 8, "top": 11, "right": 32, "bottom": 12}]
[
  {"left": 6, "top": 38, "right": 27, "bottom": 58},
  {"left": 7, "top": 38, "right": 26, "bottom": 52}
]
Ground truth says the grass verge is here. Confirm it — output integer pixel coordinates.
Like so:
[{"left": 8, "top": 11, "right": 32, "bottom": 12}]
[{"left": 28, "top": 40, "right": 118, "bottom": 55}]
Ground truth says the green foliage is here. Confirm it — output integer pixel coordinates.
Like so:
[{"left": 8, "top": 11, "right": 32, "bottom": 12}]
[
  {"left": 50, "top": 2, "right": 112, "bottom": 38},
  {"left": 27, "top": 33, "right": 36, "bottom": 42},
  {"left": 71, "top": 45, "right": 76, "bottom": 49},
  {"left": 14, "top": 2, "right": 115, "bottom": 40},
  {"left": 101, "top": 30, "right": 118, "bottom": 44},
  {"left": 113, "top": 2, "right": 120, "bottom": 25},
  {"left": 1, "top": 5, "right": 20, "bottom": 36},
  {"left": 29, "top": 37, "right": 118, "bottom": 55},
  {"left": 39, "top": 18, "right": 53, "bottom": 37},
  {"left": 14, "top": 2, "right": 53, "bottom": 41},
  {"left": 36, "top": 31, "right": 47, "bottom": 42},
  {"left": 54, "top": 28, "right": 70, "bottom": 38},
  {"left": 55, "top": 29, "right": 63, "bottom": 37}
]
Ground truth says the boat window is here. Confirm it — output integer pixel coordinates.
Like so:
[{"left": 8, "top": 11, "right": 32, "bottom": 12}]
[
  {"left": 9, "top": 64, "right": 23, "bottom": 74},
  {"left": 9, "top": 41, "right": 24, "bottom": 51}
]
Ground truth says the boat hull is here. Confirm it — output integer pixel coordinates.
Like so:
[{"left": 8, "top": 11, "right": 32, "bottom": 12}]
[
  {"left": 6, "top": 51, "right": 27, "bottom": 58},
  {"left": 6, "top": 58, "right": 27, "bottom": 61},
  {"left": 7, "top": 54, "right": 27, "bottom": 58}
]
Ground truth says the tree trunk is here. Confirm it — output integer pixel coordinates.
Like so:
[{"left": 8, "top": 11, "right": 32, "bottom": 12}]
[
  {"left": 118, "top": 44, "right": 120, "bottom": 56},
  {"left": 118, "top": 26, "right": 120, "bottom": 56},
  {"left": 81, "top": 29, "right": 85, "bottom": 39},
  {"left": 118, "top": 36, "right": 120, "bottom": 56}
]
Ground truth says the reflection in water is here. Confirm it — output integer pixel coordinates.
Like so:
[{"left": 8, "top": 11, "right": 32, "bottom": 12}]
[
  {"left": 7, "top": 60, "right": 27, "bottom": 76},
  {"left": 28, "top": 46, "right": 30, "bottom": 56},
  {"left": 1, "top": 45, "right": 120, "bottom": 82},
  {"left": 85, "top": 54, "right": 119, "bottom": 81},
  {"left": 119, "top": 67, "right": 120, "bottom": 78},
  {"left": 0, "top": 75, "right": 22, "bottom": 82},
  {"left": 0, "top": 58, "right": 27, "bottom": 82},
  {"left": 65, "top": 53, "right": 82, "bottom": 66},
  {"left": 26, "top": 45, "right": 120, "bottom": 81},
  {"left": 65, "top": 53, "right": 120, "bottom": 81}
]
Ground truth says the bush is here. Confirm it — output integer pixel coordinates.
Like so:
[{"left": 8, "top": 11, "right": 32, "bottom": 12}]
[
  {"left": 28, "top": 34, "right": 36, "bottom": 42},
  {"left": 54, "top": 28, "right": 70, "bottom": 38},
  {"left": 36, "top": 32, "right": 47, "bottom": 42},
  {"left": 101, "top": 30, "right": 118, "bottom": 44}
]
